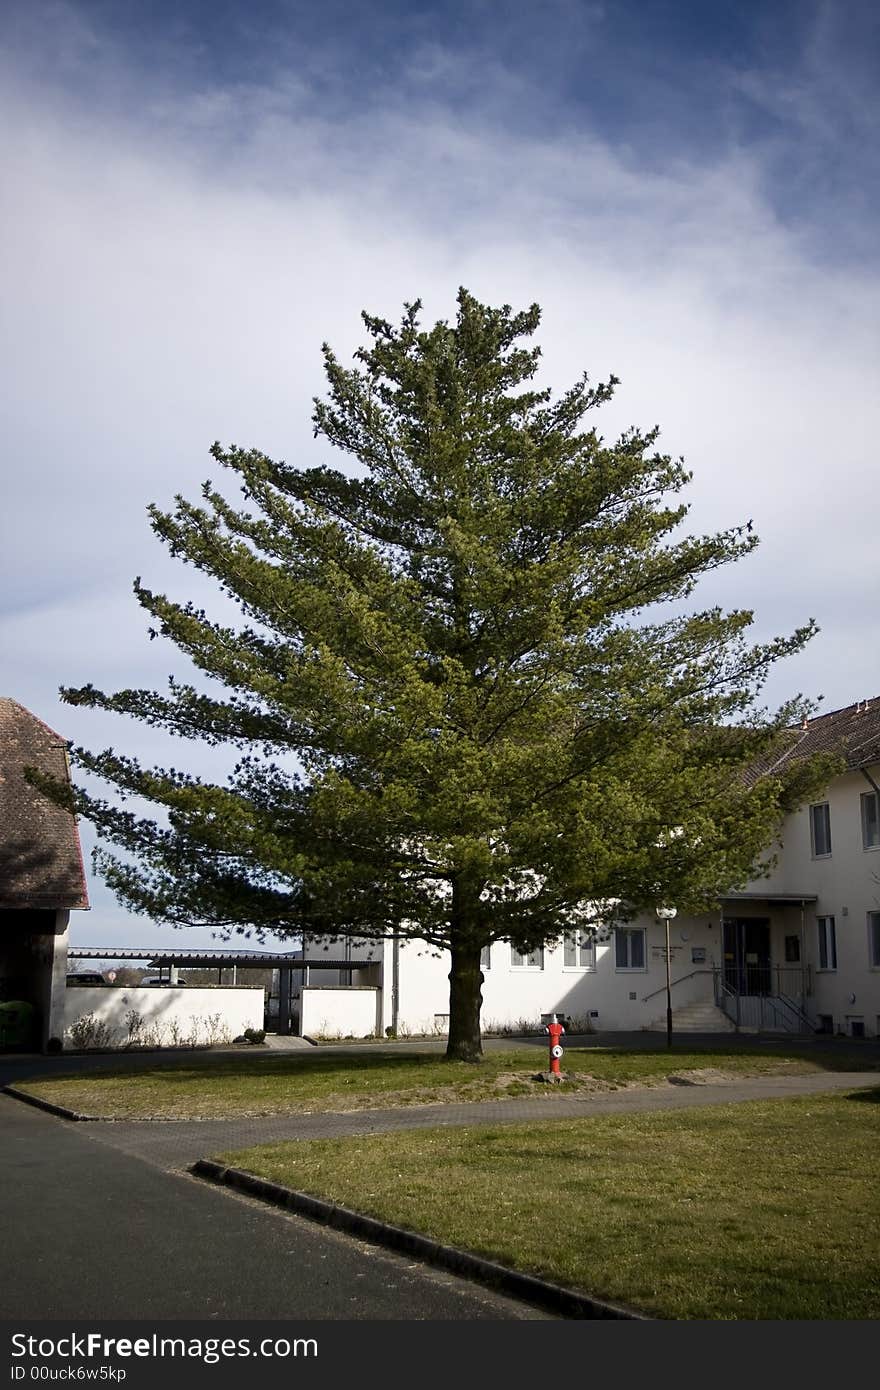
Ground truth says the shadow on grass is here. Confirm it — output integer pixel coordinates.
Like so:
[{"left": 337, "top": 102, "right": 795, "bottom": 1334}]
[
  {"left": 845, "top": 1085, "right": 880, "bottom": 1104},
  {"left": 22, "top": 1048, "right": 488, "bottom": 1087},
  {"left": 20, "top": 1039, "right": 880, "bottom": 1089},
  {"left": 564, "top": 1042, "right": 880, "bottom": 1073}
]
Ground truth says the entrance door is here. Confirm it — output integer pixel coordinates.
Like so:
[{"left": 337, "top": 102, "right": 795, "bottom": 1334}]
[{"left": 723, "top": 919, "right": 771, "bottom": 995}]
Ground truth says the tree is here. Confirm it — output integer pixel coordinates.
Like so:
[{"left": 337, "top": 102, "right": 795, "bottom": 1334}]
[{"left": 52, "top": 290, "right": 833, "bottom": 1061}]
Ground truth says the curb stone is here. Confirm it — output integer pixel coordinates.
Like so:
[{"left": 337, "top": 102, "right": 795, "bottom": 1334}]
[
  {"left": 1, "top": 1086, "right": 241, "bottom": 1124},
  {"left": 1, "top": 1085, "right": 198, "bottom": 1124},
  {"left": 2, "top": 1085, "right": 94, "bottom": 1121},
  {"left": 190, "top": 1157, "right": 648, "bottom": 1321}
]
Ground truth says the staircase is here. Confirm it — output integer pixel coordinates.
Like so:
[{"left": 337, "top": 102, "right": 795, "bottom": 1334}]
[{"left": 647, "top": 1001, "right": 737, "bottom": 1033}]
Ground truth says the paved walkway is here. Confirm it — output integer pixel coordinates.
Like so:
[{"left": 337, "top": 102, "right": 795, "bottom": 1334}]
[{"left": 58, "top": 1069, "right": 880, "bottom": 1172}]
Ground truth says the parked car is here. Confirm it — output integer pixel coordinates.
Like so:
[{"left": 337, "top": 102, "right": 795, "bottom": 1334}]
[
  {"left": 142, "top": 977, "right": 186, "bottom": 987},
  {"left": 66, "top": 972, "right": 106, "bottom": 985}
]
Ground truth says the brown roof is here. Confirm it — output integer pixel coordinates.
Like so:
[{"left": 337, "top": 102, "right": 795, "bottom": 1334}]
[
  {"left": 0, "top": 698, "right": 89, "bottom": 910},
  {"left": 752, "top": 696, "right": 880, "bottom": 781}
]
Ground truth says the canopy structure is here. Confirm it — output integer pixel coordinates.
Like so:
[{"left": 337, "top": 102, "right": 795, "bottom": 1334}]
[{"left": 67, "top": 947, "right": 359, "bottom": 968}]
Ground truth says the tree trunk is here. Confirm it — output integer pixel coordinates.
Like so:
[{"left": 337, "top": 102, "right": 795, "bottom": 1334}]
[{"left": 446, "top": 940, "right": 484, "bottom": 1062}]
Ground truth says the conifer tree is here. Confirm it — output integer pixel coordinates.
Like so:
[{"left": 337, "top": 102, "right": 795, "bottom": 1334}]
[{"left": 56, "top": 290, "right": 831, "bottom": 1060}]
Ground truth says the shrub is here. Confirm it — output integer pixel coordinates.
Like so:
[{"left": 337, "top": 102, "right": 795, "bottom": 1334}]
[
  {"left": 140, "top": 1022, "right": 168, "bottom": 1048},
  {"left": 67, "top": 1013, "right": 113, "bottom": 1050},
  {"left": 124, "top": 1009, "right": 144, "bottom": 1045}
]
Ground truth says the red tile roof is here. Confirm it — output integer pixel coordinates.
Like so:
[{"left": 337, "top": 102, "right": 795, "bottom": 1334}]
[
  {"left": 0, "top": 698, "right": 90, "bottom": 910},
  {"left": 752, "top": 697, "right": 880, "bottom": 780}
]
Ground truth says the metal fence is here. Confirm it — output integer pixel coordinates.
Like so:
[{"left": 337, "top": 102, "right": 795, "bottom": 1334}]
[{"left": 714, "top": 966, "right": 814, "bottom": 1033}]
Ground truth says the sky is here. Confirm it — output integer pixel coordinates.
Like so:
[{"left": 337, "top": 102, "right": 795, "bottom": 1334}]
[{"left": 1, "top": 0, "right": 878, "bottom": 954}]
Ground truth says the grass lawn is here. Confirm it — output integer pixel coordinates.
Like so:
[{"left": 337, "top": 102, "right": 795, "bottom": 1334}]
[
  {"left": 216, "top": 1088, "right": 880, "bottom": 1320},
  {"left": 13, "top": 1041, "right": 878, "bottom": 1118}
]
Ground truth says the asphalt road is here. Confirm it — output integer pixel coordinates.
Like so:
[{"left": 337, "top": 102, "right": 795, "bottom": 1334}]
[{"left": 0, "top": 1096, "right": 547, "bottom": 1320}]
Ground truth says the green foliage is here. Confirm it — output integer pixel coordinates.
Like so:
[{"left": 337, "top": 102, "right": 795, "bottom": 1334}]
[{"left": 54, "top": 289, "right": 833, "bottom": 1049}]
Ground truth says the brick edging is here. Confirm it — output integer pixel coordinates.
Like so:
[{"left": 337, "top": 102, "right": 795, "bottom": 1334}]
[{"left": 190, "top": 1158, "right": 648, "bottom": 1320}]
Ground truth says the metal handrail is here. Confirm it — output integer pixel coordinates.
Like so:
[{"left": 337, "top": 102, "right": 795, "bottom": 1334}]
[
  {"left": 775, "top": 991, "right": 817, "bottom": 1032},
  {"left": 715, "top": 973, "right": 816, "bottom": 1034},
  {"left": 714, "top": 973, "right": 738, "bottom": 1023},
  {"left": 642, "top": 968, "right": 715, "bottom": 1003}
]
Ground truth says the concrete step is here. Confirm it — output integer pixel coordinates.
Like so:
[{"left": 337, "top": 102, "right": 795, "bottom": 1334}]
[{"left": 647, "top": 1003, "right": 736, "bottom": 1033}]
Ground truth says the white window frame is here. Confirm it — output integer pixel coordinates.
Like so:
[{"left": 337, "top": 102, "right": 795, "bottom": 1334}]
[
  {"left": 809, "top": 802, "right": 832, "bottom": 858},
  {"left": 614, "top": 927, "right": 647, "bottom": 972},
  {"left": 817, "top": 915, "right": 837, "bottom": 971},
  {"left": 868, "top": 912, "right": 880, "bottom": 969},
  {"left": 562, "top": 929, "right": 596, "bottom": 971},
  {"left": 861, "top": 791, "right": 880, "bottom": 851},
  {"left": 510, "top": 945, "right": 544, "bottom": 970}
]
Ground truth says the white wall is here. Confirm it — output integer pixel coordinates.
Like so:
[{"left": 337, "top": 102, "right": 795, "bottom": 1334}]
[
  {"left": 63, "top": 986, "right": 264, "bottom": 1049},
  {"left": 394, "top": 919, "right": 722, "bottom": 1035},
  {"left": 299, "top": 986, "right": 379, "bottom": 1039},
  {"left": 759, "top": 769, "right": 880, "bottom": 1034},
  {"left": 45, "top": 909, "right": 70, "bottom": 1047}
]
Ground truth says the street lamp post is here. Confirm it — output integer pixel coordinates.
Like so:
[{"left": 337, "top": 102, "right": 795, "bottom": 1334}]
[{"left": 656, "top": 907, "right": 678, "bottom": 1048}]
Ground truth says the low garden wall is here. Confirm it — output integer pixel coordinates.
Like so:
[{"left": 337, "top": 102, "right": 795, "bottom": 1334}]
[
  {"left": 298, "top": 985, "right": 379, "bottom": 1040},
  {"left": 63, "top": 985, "right": 265, "bottom": 1049}
]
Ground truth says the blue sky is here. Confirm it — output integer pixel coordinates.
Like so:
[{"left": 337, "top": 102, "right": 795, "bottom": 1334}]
[
  {"left": 6, "top": 0, "right": 878, "bottom": 262},
  {"left": 1, "top": 1, "right": 878, "bottom": 951}
]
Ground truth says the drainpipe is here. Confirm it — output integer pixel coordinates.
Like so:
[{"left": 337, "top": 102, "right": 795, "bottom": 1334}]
[
  {"left": 731, "top": 918, "right": 741, "bottom": 1031},
  {"left": 392, "top": 933, "right": 400, "bottom": 1037}
]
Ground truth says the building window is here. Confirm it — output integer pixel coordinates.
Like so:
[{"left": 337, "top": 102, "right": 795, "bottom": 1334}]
[
  {"left": 817, "top": 916, "right": 837, "bottom": 971},
  {"left": 809, "top": 802, "right": 832, "bottom": 857},
  {"left": 614, "top": 928, "right": 646, "bottom": 971},
  {"left": 861, "top": 792, "right": 880, "bottom": 850},
  {"left": 510, "top": 945, "right": 544, "bottom": 969},
  {"left": 480, "top": 945, "right": 491, "bottom": 970},
  {"left": 784, "top": 935, "right": 801, "bottom": 963},
  {"left": 868, "top": 912, "right": 880, "bottom": 968},
  {"left": 563, "top": 929, "right": 596, "bottom": 970}
]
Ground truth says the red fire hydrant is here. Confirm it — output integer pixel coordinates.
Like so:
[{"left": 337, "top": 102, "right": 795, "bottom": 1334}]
[{"left": 545, "top": 1013, "right": 565, "bottom": 1078}]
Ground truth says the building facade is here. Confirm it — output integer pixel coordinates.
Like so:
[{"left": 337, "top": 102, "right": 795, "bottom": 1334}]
[{"left": 294, "top": 699, "right": 880, "bottom": 1039}]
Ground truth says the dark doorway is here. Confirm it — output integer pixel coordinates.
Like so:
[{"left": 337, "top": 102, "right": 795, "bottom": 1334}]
[{"left": 723, "top": 918, "right": 771, "bottom": 995}]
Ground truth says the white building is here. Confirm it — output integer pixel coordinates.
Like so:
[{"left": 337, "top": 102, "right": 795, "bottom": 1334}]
[{"left": 292, "top": 698, "right": 880, "bottom": 1040}]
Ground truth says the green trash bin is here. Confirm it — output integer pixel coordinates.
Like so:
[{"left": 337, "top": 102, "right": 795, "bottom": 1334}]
[{"left": 0, "top": 1000, "right": 36, "bottom": 1050}]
